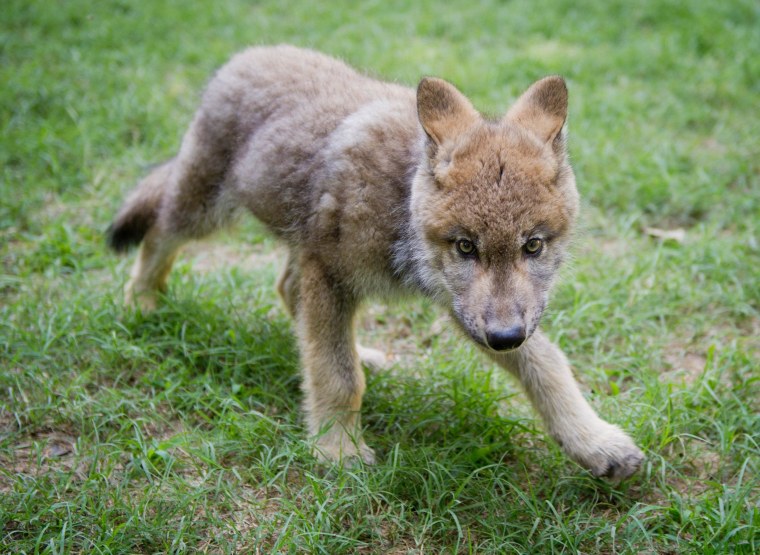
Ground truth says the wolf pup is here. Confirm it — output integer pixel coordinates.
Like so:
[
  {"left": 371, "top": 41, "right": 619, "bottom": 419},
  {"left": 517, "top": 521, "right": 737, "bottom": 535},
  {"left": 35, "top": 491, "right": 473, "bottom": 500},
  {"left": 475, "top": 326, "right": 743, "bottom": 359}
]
[{"left": 108, "top": 45, "right": 644, "bottom": 480}]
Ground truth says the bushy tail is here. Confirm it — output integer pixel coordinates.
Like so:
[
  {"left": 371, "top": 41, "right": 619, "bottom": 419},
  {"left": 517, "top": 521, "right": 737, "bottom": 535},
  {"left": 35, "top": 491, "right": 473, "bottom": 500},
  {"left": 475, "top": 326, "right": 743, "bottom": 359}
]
[{"left": 106, "top": 160, "right": 174, "bottom": 253}]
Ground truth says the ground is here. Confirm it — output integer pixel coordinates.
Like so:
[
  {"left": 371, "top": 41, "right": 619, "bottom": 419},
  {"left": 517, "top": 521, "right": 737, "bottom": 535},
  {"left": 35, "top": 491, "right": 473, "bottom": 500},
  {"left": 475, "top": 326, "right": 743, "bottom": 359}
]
[{"left": 1, "top": 0, "right": 758, "bottom": 553}]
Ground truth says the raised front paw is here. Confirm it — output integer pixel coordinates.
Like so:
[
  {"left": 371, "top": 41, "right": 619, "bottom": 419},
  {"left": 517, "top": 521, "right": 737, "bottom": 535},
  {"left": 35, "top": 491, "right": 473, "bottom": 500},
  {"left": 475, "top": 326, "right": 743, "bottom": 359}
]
[
  {"left": 558, "top": 422, "right": 645, "bottom": 481},
  {"left": 356, "top": 344, "right": 394, "bottom": 371}
]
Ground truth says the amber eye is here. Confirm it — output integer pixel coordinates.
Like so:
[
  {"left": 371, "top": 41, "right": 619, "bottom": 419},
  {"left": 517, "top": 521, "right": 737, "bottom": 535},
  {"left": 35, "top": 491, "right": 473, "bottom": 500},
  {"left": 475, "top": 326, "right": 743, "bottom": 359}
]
[
  {"left": 456, "top": 239, "right": 476, "bottom": 257},
  {"left": 524, "top": 238, "right": 544, "bottom": 255}
]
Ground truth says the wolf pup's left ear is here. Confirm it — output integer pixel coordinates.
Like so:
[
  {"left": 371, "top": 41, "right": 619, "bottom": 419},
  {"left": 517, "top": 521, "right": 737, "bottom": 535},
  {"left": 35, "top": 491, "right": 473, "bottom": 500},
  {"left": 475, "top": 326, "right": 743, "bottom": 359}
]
[
  {"left": 505, "top": 76, "right": 568, "bottom": 148},
  {"left": 417, "top": 77, "right": 480, "bottom": 147}
]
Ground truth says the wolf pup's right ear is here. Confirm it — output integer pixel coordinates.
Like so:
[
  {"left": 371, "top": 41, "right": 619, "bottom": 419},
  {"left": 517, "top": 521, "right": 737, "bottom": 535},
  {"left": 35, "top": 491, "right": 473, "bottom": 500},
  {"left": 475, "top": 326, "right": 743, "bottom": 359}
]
[
  {"left": 505, "top": 76, "right": 568, "bottom": 150},
  {"left": 417, "top": 77, "right": 480, "bottom": 147}
]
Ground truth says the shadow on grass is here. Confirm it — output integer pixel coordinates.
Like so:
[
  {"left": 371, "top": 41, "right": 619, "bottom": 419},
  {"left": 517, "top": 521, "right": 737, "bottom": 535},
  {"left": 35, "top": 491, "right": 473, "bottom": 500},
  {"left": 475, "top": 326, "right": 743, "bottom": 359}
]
[{"left": 111, "top": 299, "right": 640, "bottom": 506}]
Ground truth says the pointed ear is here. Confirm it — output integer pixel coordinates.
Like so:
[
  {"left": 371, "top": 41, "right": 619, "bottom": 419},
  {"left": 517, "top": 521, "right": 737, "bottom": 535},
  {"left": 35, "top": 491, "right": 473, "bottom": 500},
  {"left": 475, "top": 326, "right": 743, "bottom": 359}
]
[
  {"left": 417, "top": 77, "right": 480, "bottom": 146},
  {"left": 505, "top": 76, "right": 568, "bottom": 145}
]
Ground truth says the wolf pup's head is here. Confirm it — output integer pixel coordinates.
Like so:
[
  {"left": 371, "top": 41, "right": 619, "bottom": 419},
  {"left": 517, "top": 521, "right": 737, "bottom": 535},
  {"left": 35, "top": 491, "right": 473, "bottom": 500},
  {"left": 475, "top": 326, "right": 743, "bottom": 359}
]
[{"left": 410, "top": 76, "right": 579, "bottom": 352}]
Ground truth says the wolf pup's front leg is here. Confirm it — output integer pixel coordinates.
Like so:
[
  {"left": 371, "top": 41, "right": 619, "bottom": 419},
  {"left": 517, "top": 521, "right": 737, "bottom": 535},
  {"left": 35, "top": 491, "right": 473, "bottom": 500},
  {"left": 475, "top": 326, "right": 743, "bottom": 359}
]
[
  {"left": 296, "top": 256, "right": 375, "bottom": 465},
  {"left": 490, "top": 330, "right": 644, "bottom": 481}
]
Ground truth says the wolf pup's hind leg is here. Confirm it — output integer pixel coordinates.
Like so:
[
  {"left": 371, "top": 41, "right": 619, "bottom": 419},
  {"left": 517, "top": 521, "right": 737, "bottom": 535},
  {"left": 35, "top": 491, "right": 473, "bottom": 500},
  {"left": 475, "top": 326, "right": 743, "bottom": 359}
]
[
  {"left": 108, "top": 112, "right": 238, "bottom": 311},
  {"left": 107, "top": 160, "right": 184, "bottom": 311}
]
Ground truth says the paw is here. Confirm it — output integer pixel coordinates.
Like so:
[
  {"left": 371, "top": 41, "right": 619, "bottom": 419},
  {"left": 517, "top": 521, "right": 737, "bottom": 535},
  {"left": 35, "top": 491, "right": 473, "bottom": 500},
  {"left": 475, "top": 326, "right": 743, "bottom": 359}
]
[
  {"left": 313, "top": 428, "right": 376, "bottom": 466},
  {"left": 356, "top": 344, "right": 393, "bottom": 371},
  {"left": 558, "top": 422, "right": 644, "bottom": 482},
  {"left": 124, "top": 279, "right": 159, "bottom": 312}
]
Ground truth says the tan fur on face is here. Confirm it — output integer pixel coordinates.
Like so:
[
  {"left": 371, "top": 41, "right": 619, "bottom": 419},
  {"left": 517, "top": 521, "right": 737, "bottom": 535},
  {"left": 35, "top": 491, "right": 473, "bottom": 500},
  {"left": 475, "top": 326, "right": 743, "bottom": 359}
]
[
  {"left": 108, "top": 46, "right": 643, "bottom": 479},
  {"left": 412, "top": 118, "right": 578, "bottom": 345}
]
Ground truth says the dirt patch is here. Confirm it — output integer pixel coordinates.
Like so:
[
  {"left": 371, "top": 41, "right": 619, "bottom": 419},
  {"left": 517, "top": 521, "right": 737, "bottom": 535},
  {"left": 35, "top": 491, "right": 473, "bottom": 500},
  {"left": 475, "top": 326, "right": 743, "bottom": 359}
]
[
  {"left": 0, "top": 419, "right": 196, "bottom": 491},
  {"left": 661, "top": 316, "right": 760, "bottom": 391},
  {"left": 0, "top": 406, "right": 19, "bottom": 434},
  {"left": 358, "top": 304, "right": 415, "bottom": 357},
  {"left": 738, "top": 317, "right": 760, "bottom": 359},
  {"left": 181, "top": 241, "right": 285, "bottom": 275},
  {"left": 662, "top": 348, "right": 707, "bottom": 386},
  {"left": 697, "top": 137, "right": 727, "bottom": 155},
  {"left": 195, "top": 482, "right": 285, "bottom": 553},
  {"left": 662, "top": 437, "right": 726, "bottom": 500},
  {"left": 575, "top": 235, "right": 630, "bottom": 260},
  {"left": 0, "top": 428, "right": 84, "bottom": 490},
  {"left": 356, "top": 303, "right": 452, "bottom": 371},
  {"left": 14, "top": 432, "right": 76, "bottom": 460}
]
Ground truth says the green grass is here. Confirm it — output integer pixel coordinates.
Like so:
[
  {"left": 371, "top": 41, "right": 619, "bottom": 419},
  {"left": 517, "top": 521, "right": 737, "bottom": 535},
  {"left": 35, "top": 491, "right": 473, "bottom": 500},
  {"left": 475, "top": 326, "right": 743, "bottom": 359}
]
[{"left": 1, "top": 0, "right": 758, "bottom": 552}]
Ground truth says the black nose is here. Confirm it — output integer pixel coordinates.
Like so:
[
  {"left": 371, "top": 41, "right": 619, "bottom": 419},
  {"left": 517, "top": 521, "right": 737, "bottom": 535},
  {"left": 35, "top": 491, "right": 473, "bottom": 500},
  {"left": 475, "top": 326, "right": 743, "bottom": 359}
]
[{"left": 485, "top": 327, "right": 526, "bottom": 351}]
